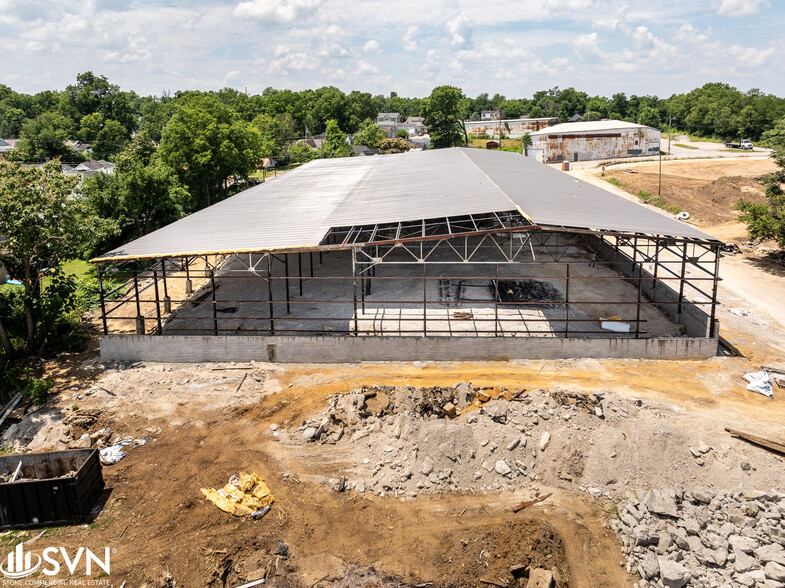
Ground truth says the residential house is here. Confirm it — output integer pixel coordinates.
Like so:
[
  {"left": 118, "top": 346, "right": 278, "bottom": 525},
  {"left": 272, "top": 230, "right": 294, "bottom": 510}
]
[
  {"left": 352, "top": 145, "right": 378, "bottom": 157},
  {"left": 71, "top": 160, "right": 116, "bottom": 178}
]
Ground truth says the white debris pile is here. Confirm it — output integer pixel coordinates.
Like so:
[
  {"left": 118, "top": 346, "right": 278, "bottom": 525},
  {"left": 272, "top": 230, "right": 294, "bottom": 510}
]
[{"left": 612, "top": 488, "right": 785, "bottom": 588}]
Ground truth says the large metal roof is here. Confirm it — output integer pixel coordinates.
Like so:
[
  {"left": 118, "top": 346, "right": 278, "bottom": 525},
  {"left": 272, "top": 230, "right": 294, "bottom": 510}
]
[
  {"left": 95, "top": 147, "right": 716, "bottom": 262},
  {"left": 529, "top": 120, "right": 657, "bottom": 135}
]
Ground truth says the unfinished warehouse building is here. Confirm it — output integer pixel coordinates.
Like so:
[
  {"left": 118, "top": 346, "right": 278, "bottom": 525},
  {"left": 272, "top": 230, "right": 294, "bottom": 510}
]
[{"left": 93, "top": 148, "right": 722, "bottom": 363}]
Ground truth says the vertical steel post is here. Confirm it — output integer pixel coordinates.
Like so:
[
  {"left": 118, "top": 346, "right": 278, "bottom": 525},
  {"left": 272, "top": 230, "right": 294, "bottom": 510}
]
[
  {"left": 678, "top": 242, "right": 688, "bottom": 315},
  {"left": 309, "top": 252, "right": 314, "bottom": 278},
  {"left": 161, "top": 260, "right": 171, "bottom": 314},
  {"left": 635, "top": 259, "right": 643, "bottom": 339},
  {"left": 361, "top": 262, "right": 366, "bottom": 313},
  {"left": 352, "top": 249, "right": 358, "bottom": 335},
  {"left": 565, "top": 263, "right": 570, "bottom": 336},
  {"left": 709, "top": 245, "right": 721, "bottom": 338},
  {"left": 133, "top": 268, "right": 141, "bottom": 317},
  {"left": 297, "top": 252, "right": 303, "bottom": 296},
  {"left": 153, "top": 270, "right": 162, "bottom": 335},
  {"left": 210, "top": 270, "right": 218, "bottom": 335},
  {"left": 283, "top": 254, "right": 290, "bottom": 314},
  {"left": 184, "top": 256, "right": 192, "bottom": 296},
  {"left": 161, "top": 260, "right": 169, "bottom": 299},
  {"left": 133, "top": 267, "right": 144, "bottom": 335},
  {"left": 97, "top": 264, "right": 108, "bottom": 335},
  {"left": 422, "top": 263, "right": 427, "bottom": 337},
  {"left": 494, "top": 263, "right": 499, "bottom": 337},
  {"left": 267, "top": 254, "right": 275, "bottom": 334}
]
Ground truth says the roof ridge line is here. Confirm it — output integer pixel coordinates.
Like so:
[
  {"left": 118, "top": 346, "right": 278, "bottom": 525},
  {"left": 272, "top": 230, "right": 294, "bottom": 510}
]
[{"left": 458, "top": 148, "right": 532, "bottom": 222}]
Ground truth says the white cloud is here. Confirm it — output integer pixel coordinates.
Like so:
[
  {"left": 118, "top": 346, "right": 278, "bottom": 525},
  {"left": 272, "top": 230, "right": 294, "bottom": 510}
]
[
  {"left": 401, "top": 25, "right": 418, "bottom": 51},
  {"left": 713, "top": 0, "right": 769, "bottom": 17},
  {"left": 356, "top": 60, "right": 379, "bottom": 74},
  {"left": 573, "top": 32, "right": 607, "bottom": 61},
  {"left": 232, "top": 0, "right": 321, "bottom": 24},
  {"left": 268, "top": 45, "right": 319, "bottom": 74},
  {"left": 363, "top": 39, "right": 380, "bottom": 53},
  {"left": 446, "top": 12, "right": 472, "bottom": 49}
]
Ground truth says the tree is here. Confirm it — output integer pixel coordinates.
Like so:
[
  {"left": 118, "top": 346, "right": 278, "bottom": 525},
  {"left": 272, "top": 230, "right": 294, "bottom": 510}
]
[
  {"left": 637, "top": 105, "right": 662, "bottom": 128},
  {"left": 423, "top": 85, "right": 466, "bottom": 149},
  {"left": 736, "top": 117, "right": 785, "bottom": 246},
  {"left": 522, "top": 132, "right": 532, "bottom": 157},
  {"left": 378, "top": 137, "right": 411, "bottom": 154},
  {"left": 158, "top": 94, "right": 262, "bottom": 208},
  {"left": 10, "top": 112, "right": 82, "bottom": 162},
  {"left": 92, "top": 119, "right": 130, "bottom": 160},
  {"left": 0, "top": 162, "right": 106, "bottom": 351},
  {"left": 84, "top": 132, "right": 187, "bottom": 252},
  {"left": 60, "top": 72, "right": 137, "bottom": 134},
  {"left": 322, "top": 119, "right": 352, "bottom": 158},
  {"left": 289, "top": 141, "right": 317, "bottom": 164},
  {"left": 352, "top": 119, "right": 387, "bottom": 150},
  {"left": 252, "top": 113, "right": 298, "bottom": 160}
]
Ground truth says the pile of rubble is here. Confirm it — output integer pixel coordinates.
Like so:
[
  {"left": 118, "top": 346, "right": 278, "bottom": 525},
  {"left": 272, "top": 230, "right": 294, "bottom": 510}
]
[
  {"left": 612, "top": 488, "right": 785, "bottom": 588},
  {"left": 282, "top": 384, "right": 608, "bottom": 498}
]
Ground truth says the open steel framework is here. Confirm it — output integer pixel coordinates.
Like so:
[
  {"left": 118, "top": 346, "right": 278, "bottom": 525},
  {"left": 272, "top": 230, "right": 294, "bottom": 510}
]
[{"left": 94, "top": 210, "right": 722, "bottom": 340}]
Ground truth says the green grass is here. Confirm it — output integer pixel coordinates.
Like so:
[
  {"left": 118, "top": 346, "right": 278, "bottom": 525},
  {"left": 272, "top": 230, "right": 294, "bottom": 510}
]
[
  {"left": 604, "top": 178, "right": 624, "bottom": 187},
  {"left": 636, "top": 190, "right": 683, "bottom": 214},
  {"left": 674, "top": 143, "right": 698, "bottom": 150}
]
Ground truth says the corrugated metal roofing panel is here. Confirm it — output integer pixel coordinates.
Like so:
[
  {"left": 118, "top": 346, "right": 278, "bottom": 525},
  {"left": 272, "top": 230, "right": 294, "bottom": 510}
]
[
  {"left": 461, "top": 148, "right": 715, "bottom": 241},
  {"left": 529, "top": 120, "right": 656, "bottom": 136},
  {"left": 96, "top": 147, "right": 716, "bottom": 262}
]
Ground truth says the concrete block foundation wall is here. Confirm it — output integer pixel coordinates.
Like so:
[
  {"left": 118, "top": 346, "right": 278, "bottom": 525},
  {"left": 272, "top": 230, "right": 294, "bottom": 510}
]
[
  {"left": 101, "top": 333, "right": 718, "bottom": 363},
  {"left": 588, "top": 236, "right": 712, "bottom": 338}
]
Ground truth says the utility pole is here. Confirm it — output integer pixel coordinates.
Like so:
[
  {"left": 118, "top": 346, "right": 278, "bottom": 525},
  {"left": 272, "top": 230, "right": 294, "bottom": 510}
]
[{"left": 668, "top": 115, "right": 672, "bottom": 153}]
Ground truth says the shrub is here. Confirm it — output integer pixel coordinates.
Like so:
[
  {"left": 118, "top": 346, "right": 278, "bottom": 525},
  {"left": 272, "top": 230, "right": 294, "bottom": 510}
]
[{"left": 22, "top": 377, "right": 54, "bottom": 404}]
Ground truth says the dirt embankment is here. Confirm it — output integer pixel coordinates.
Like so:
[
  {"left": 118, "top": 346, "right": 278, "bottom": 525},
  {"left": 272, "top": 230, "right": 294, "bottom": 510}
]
[{"left": 603, "top": 170, "right": 767, "bottom": 226}]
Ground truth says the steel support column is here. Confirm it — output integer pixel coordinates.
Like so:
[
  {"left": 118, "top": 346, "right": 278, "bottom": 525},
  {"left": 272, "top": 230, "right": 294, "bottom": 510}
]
[
  {"left": 153, "top": 270, "right": 162, "bottom": 335},
  {"left": 97, "top": 264, "right": 108, "bottom": 335},
  {"left": 709, "top": 245, "right": 721, "bottom": 338},
  {"left": 267, "top": 254, "right": 275, "bottom": 334},
  {"left": 210, "top": 270, "right": 218, "bottom": 336},
  {"left": 678, "top": 242, "right": 688, "bottom": 314}
]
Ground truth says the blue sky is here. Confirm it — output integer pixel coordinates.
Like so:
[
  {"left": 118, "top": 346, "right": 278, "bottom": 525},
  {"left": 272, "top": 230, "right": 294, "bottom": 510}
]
[{"left": 0, "top": 0, "right": 781, "bottom": 98}]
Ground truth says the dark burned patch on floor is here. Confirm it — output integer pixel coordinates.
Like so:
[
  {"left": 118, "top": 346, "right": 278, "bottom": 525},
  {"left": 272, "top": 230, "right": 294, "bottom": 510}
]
[{"left": 493, "top": 280, "right": 564, "bottom": 305}]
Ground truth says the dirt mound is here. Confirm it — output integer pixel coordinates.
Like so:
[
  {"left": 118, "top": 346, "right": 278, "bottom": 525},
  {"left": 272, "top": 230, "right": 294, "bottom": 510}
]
[{"left": 603, "top": 171, "right": 766, "bottom": 225}]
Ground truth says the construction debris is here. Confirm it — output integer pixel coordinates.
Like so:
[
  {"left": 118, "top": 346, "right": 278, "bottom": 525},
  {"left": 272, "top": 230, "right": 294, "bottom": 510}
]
[
  {"left": 201, "top": 472, "right": 275, "bottom": 518},
  {"left": 725, "top": 428, "right": 785, "bottom": 457},
  {"left": 742, "top": 371, "right": 774, "bottom": 398},
  {"left": 512, "top": 493, "right": 552, "bottom": 513}
]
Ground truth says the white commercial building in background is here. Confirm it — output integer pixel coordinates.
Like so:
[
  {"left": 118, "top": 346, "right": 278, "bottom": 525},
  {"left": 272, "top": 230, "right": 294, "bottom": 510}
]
[{"left": 528, "top": 120, "right": 661, "bottom": 163}]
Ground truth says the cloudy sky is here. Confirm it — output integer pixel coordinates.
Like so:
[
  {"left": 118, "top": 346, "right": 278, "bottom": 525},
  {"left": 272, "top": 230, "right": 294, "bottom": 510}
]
[{"left": 0, "top": 0, "right": 781, "bottom": 99}]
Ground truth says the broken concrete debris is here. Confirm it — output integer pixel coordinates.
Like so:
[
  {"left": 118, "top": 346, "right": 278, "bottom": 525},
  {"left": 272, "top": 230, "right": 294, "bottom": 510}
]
[
  {"left": 611, "top": 488, "right": 785, "bottom": 588},
  {"left": 281, "top": 384, "right": 613, "bottom": 498}
]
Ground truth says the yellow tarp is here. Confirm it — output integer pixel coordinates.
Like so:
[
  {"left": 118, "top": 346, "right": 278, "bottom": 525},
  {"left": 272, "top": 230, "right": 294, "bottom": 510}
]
[{"left": 201, "top": 472, "right": 275, "bottom": 517}]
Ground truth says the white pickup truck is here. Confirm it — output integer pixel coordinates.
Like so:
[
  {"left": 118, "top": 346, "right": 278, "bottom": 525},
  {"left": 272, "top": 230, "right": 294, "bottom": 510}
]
[{"left": 724, "top": 139, "right": 754, "bottom": 150}]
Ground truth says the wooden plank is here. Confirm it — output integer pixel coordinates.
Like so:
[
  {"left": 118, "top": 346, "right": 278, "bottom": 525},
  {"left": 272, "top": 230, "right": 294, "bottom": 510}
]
[
  {"left": 725, "top": 427, "right": 785, "bottom": 456},
  {"left": 512, "top": 492, "right": 552, "bottom": 513}
]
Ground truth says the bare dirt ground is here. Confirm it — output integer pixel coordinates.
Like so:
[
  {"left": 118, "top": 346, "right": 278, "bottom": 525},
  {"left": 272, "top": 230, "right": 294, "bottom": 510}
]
[{"left": 598, "top": 158, "right": 777, "bottom": 226}]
